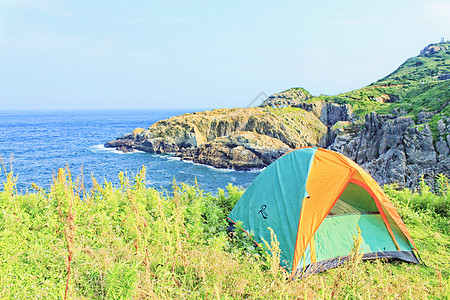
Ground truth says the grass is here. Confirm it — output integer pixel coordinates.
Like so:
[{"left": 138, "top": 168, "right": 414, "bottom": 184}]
[
  {"left": 376, "top": 81, "right": 450, "bottom": 117},
  {"left": 256, "top": 44, "right": 450, "bottom": 130},
  {"left": 304, "top": 42, "right": 450, "bottom": 121},
  {"left": 0, "top": 165, "right": 449, "bottom": 299},
  {"left": 375, "top": 80, "right": 450, "bottom": 140},
  {"left": 377, "top": 42, "right": 450, "bottom": 86}
]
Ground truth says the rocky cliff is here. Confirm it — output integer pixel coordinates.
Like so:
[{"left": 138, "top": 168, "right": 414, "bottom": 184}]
[
  {"left": 329, "top": 112, "right": 450, "bottom": 188},
  {"left": 107, "top": 42, "right": 449, "bottom": 188},
  {"left": 105, "top": 107, "right": 327, "bottom": 170},
  {"left": 259, "top": 88, "right": 354, "bottom": 125},
  {"left": 106, "top": 100, "right": 448, "bottom": 185},
  {"left": 258, "top": 88, "right": 311, "bottom": 107}
]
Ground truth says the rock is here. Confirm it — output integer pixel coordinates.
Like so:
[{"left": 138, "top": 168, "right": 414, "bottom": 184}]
[
  {"left": 329, "top": 112, "right": 449, "bottom": 189},
  {"left": 404, "top": 125, "right": 437, "bottom": 169},
  {"left": 176, "top": 131, "right": 292, "bottom": 170},
  {"left": 104, "top": 139, "right": 135, "bottom": 152},
  {"left": 320, "top": 102, "right": 354, "bottom": 125},
  {"left": 436, "top": 138, "right": 450, "bottom": 160},
  {"left": 117, "top": 145, "right": 134, "bottom": 153},
  {"left": 294, "top": 101, "right": 354, "bottom": 126},
  {"left": 437, "top": 119, "right": 447, "bottom": 135},
  {"left": 259, "top": 88, "right": 311, "bottom": 107},
  {"left": 177, "top": 142, "right": 264, "bottom": 171},
  {"left": 107, "top": 107, "right": 325, "bottom": 170},
  {"left": 325, "top": 121, "right": 360, "bottom": 149},
  {"left": 373, "top": 94, "right": 399, "bottom": 103},
  {"left": 417, "top": 110, "right": 434, "bottom": 124},
  {"left": 227, "top": 131, "right": 291, "bottom": 164},
  {"left": 420, "top": 44, "right": 446, "bottom": 56},
  {"left": 193, "top": 143, "right": 264, "bottom": 170},
  {"left": 258, "top": 88, "right": 354, "bottom": 125}
]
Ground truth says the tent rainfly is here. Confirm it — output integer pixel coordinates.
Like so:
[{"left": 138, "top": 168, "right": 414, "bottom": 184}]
[{"left": 228, "top": 147, "right": 420, "bottom": 277}]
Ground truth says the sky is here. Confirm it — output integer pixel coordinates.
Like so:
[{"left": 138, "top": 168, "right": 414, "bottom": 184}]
[{"left": 0, "top": 0, "right": 449, "bottom": 111}]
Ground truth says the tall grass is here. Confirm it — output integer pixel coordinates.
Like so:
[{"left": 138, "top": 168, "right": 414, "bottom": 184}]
[{"left": 0, "top": 166, "right": 448, "bottom": 299}]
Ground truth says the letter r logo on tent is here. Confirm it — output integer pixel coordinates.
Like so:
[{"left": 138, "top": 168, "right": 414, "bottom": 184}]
[{"left": 258, "top": 205, "right": 268, "bottom": 219}]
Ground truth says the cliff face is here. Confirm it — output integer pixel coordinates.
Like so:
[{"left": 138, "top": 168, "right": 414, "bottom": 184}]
[
  {"left": 294, "top": 101, "right": 354, "bottom": 126},
  {"left": 105, "top": 107, "right": 327, "bottom": 170},
  {"left": 329, "top": 112, "right": 450, "bottom": 188}
]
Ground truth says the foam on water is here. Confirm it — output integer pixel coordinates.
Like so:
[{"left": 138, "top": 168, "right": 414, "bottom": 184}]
[{"left": 89, "top": 144, "right": 145, "bottom": 155}]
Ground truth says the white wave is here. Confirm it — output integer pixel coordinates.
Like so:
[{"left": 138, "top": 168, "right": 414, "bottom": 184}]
[
  {"left": 89, "top": 144, "right": 145, "bottom": 155},
  {"left": 152, "top": 152, "right": 264, "bottom": 173},
  {"left": 165, "top": 156, "right": 182, "bottom": 161},
  {"left": 248, "top": 167, "right": 265, "bottom": 173},
  {"left": 205, "top": 165, "right": 235, "bottom": 172},
  {"left": 183, "top": 160, "right": 237, "bottom": 172},
  {"left": 202, "top": 163, "right": 264, "bottom": 173}
]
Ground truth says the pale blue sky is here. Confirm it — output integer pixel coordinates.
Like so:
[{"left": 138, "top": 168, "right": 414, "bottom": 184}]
[{"left": 0, "top": 0, "right": 449, "bottom": 110}]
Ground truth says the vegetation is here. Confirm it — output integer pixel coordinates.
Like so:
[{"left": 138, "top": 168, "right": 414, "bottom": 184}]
[
  {"left": 0, "top": 165, "right": 449, "bottom": 299},
  {"left": 375, "top": 80, "right": 450, "bottom": 140},
  {"left": 263, "top": 42, "right": 449, "bottom": 127},
  {"left": 312, "top": 94, "right": 386, "bottom": 118},
  {"left": 377, "top": 42, "right": 450, "bottom": 86},
  {"left": 292, "top": 42, "right": 450, "bottom": 138}
]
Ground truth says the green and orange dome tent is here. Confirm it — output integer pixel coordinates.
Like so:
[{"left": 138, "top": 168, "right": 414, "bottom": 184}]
[{"left": 228, "top": 147, "right": 420, "bottom": 277}]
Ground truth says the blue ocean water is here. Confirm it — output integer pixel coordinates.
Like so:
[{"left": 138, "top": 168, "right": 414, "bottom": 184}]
[{"left": 0, "top": 110, "right": 259, "bottom": 194}]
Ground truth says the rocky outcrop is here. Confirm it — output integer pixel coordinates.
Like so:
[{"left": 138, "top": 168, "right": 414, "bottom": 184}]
[
  {"left": 259, "top": 88, "right": 311, "bottom": 107},
  {"left": 294, "top": 101, "right": 354, "bottom": 126},
  {"left": 329, "top": 112, "right": 450, "bottom": 188},
  {"left": 322, "top": 121, "right": 361, "bottom": 148},
  {"left": 373, "top": 94, "right": 399, "bottom": 103},
  {"left": 106, "top": 103, "right": 448, "bottom": 188},
  {"left": 175, "top": 131, "right": 291, "bottom": 170},
  {"left": 105, "top": 107, "right": 327, "bottom": 170},
  {"left": 259, "top": 89, "right": 354, "bottom": 125},
  {"left": 420, "top": 43, "right": 449, "bottom": 56}
]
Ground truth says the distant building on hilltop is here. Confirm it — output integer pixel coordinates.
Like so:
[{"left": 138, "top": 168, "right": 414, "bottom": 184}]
[{"left": 441, "top": 37, "right": 445, "bottom": 43}]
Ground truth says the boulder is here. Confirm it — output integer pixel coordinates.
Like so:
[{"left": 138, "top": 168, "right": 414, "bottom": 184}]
[{"left": 176, "top": 131, "right": 292, "bottom": 170}]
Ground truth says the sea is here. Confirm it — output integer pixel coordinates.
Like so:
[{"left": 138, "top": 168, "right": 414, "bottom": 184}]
[{"left": 0, "top": 109, "right": 260, "bottom": 194}]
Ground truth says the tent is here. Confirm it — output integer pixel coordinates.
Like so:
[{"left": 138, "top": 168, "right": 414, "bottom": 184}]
[{"left": 228, "top": 147, "right": 420, "bottom": 277}]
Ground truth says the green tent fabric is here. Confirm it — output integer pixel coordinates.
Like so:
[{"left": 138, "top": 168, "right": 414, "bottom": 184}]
[{"left": 229, "top": 147, "right": 317, "bottom": 269}]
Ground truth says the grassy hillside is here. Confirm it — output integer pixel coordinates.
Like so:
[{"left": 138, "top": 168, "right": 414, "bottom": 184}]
[
  {"left": 0, "top": 166, "right": 448, "bottom": 299},
  {"left": 280, "top": 41, "right": 450, "bottom": 139},
  {"left": 344, "top": 42, "right": 450, "bottom": 103},
  {"left": 377, "top": 42, "right": 450, "bottom": 86},
  {"left": 257, "top": 43, "right": 450, "bottom": 128}
]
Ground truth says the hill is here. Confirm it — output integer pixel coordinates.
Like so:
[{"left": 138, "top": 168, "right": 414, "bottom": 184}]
[
  {"left": 260, "top": 42, "right": 450, "bottom": 188},
  {"left": 105, "top": 107, "right": 327, "bottom": 170},
  {"left": 107, "top": 41, "right": 450, "bottom": 188},
  {"left": 378, "top": 42, "right": 450, "bottom": 85}
]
